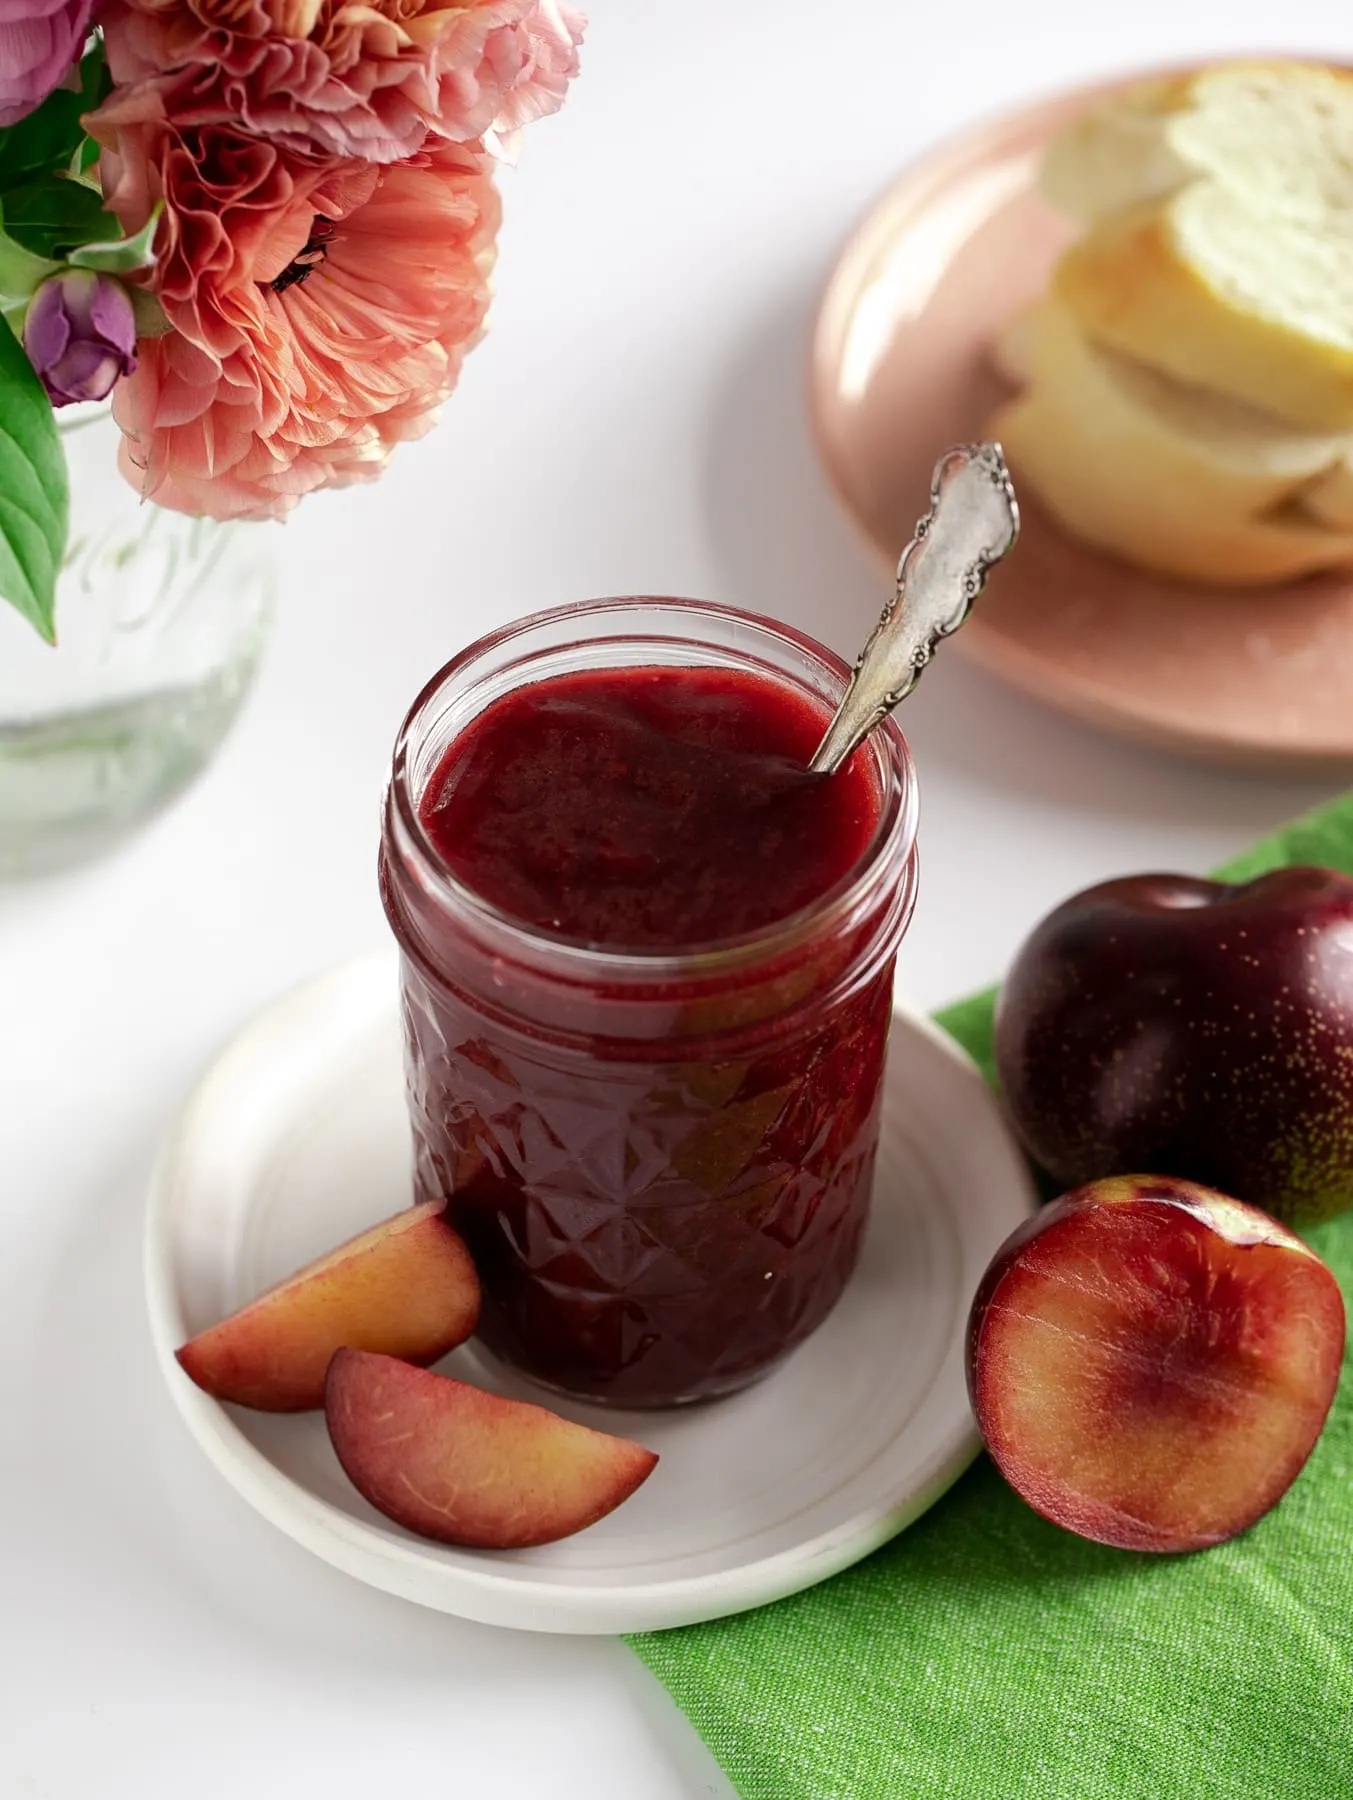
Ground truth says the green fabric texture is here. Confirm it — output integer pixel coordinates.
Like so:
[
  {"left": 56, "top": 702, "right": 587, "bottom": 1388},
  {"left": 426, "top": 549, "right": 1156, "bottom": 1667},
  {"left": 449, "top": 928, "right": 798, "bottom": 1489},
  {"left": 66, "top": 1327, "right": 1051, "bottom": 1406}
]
[{"left": 630, "top": 790, "right": 1353, "bottom": 1800}]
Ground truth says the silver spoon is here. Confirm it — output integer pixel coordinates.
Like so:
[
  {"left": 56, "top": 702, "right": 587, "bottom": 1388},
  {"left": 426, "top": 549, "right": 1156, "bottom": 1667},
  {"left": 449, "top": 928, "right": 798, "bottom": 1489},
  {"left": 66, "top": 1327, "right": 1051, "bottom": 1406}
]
[{"left": 810, "top": 443, "right": 1020, "bottom": 775}]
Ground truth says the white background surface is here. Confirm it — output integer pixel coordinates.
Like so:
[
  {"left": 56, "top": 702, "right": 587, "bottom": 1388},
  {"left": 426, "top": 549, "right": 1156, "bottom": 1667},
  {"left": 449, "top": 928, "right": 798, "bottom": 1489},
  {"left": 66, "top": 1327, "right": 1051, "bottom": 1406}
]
[{"left": 2, "top": 3, "right": 1351, "bottom": 1794}]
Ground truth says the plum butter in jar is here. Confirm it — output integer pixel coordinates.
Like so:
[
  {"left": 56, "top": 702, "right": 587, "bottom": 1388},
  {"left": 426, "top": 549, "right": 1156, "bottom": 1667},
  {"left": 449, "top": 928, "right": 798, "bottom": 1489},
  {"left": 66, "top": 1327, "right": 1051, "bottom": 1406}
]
[{"left": 380, "top": 598, "right": 919, "bottom": 1408}]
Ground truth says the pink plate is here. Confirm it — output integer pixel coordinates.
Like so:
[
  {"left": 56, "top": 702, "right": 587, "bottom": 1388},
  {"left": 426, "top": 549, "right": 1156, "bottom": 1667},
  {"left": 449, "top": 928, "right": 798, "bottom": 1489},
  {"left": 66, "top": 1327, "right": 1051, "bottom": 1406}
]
[{"left": 809, "top": 65, "right": 1353, "bottom": 769}]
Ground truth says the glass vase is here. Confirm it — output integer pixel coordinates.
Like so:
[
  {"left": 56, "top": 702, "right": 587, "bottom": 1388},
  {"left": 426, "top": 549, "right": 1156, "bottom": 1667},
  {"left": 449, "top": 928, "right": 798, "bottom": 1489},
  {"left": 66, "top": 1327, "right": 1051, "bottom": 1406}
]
[{"left": 0, "top": 403, "right": 275, "bottom": 876}]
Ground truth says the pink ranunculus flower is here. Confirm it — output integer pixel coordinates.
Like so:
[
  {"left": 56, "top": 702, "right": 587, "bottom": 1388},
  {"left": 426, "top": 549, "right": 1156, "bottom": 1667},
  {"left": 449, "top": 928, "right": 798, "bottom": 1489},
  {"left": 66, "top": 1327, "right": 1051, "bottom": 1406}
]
[
  {"left": 100, "top": 0, "right": 584, "bottom": 164},
  {"left": 0, "top": 0, "right": 94, "bottom": 126},
  {"left": 89, "top": 81, "right": 500, "bottom": 520}
]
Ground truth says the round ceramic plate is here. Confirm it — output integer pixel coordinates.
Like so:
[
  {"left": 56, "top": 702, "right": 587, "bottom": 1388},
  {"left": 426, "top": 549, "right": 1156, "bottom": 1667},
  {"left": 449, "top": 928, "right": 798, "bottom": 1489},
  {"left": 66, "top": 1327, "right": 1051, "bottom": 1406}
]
[
  {"left": 810, "top": 64, "right": 1353, "bottom": 769},
  {"left": 145, "top": 953, "right": 1036, "bottom": 1635}
]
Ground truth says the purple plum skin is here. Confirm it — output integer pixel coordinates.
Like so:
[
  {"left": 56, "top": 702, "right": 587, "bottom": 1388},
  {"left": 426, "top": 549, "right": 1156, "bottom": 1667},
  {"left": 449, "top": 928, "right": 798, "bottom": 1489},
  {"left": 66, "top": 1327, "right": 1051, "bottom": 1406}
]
[{"left": 993, "top": 867, "right": 1353, "bottom": 1227}]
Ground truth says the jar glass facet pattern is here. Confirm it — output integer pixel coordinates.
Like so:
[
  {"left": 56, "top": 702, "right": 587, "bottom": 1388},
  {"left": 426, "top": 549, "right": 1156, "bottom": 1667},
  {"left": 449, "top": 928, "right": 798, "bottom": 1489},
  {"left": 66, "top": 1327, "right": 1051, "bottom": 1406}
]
[{"left": 381, "top": 600, "right": 919, "bottom": 1407}]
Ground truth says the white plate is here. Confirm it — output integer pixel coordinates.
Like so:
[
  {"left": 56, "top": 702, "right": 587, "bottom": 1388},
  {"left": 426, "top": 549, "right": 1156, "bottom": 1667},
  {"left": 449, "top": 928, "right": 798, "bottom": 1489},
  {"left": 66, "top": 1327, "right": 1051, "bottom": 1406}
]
[{"left": 145, "top": 953, "right": 1036, "bottom": 1634}]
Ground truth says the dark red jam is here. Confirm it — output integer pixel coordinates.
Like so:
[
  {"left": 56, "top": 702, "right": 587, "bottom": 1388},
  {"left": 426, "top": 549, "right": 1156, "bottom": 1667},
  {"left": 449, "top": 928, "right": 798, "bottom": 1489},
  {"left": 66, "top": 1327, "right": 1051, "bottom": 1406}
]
[
  {"left": 418, "top": 666, "right": 879, "bottom": 946},
  {"left": 383, "top": 654, "right": 912, "bottom": 1408}
]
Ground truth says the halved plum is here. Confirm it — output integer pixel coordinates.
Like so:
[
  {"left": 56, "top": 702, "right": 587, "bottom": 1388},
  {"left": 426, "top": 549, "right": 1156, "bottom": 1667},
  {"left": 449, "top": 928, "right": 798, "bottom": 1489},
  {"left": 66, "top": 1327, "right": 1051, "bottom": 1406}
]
[{"left": 966, "top": 1176, "right": 1345, "bottom": 1551}]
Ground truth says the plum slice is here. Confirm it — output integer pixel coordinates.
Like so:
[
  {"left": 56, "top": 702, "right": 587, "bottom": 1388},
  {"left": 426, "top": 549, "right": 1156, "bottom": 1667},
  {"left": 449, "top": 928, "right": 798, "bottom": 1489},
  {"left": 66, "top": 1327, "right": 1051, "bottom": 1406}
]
[
  {"left": 325, "top": 1350, "right": 658, "bottom": 1548},
  {"left": 177, "top": 1201, "right": 480, "bottom": 1411}
]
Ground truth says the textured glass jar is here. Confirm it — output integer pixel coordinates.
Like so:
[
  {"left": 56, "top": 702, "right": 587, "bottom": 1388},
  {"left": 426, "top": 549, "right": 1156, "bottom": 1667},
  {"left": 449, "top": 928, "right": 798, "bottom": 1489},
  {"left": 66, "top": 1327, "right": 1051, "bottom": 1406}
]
[
  {"left": 381, "top": 599, "right": 920, "bottom": 1408},
  {"left": 0, "top": 404, "right": 274, "bottom": 875}
]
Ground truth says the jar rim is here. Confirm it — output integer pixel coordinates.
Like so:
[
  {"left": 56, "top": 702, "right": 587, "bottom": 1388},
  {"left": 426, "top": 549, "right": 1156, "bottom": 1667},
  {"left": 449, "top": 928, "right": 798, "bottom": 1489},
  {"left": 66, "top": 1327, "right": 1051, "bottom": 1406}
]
[{"left": 387, "top": 596, "right": 919, "bottom": 984}]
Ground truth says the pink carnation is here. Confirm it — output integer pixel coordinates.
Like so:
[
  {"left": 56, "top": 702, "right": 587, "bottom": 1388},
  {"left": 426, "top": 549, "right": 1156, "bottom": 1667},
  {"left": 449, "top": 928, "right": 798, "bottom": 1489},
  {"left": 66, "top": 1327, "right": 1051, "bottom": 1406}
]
[
  {"left": 90, "top": 81, "right": 500, "bottom": 519},
  {"left": 0, "top": 0, "right": 94, "bottom": 127},
  {"left": 100, "top": 0, "right": 584, "bottom": 163}
]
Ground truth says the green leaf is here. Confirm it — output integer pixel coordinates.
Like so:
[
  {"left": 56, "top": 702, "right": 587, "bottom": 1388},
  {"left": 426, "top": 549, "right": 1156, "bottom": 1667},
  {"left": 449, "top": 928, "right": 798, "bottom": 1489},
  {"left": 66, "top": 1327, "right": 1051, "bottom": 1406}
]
[
  {"left": 0, "top": 222, "right": 57, "bottom": 305},
  {"left": 62, "top": 156, "right": 102, "bottom": 191},
  {"left": 0, "top": 322, "right": 68, "bottom": 642},
  {"left": 68, "top": 202, "right": 162, "bottom": 274},
  {"left": 0, "top": 173, "right": 122, "bottom": 259},
  {"left": 0, "top": 46, "right": 110, "bottom": 186}
]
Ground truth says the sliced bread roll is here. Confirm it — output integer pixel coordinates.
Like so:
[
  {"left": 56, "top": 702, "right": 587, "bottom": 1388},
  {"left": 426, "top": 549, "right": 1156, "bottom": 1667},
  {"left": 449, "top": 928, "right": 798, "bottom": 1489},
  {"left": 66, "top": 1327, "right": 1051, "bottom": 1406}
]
[
  {"left": 1047, "top": 60, "right": 1353, "bottom": 430},
  {"left": 995, "top": 392, "right": 1353, "bottom": 584},
  {"left": 1043, "top": 61, "right": 1353, "bottom": 227},
  {"left": 994, "top": 299, "right": 1353, "bottom": 514},
  {"left": 1055, "top": 187, "right": 1353, "bottom": 431},
  {"left": 1040, "top": 73, "right": 1196, "bottom": 224},
  {"left": 990, "top": 303, "right": 1353, "bottom": 584}
]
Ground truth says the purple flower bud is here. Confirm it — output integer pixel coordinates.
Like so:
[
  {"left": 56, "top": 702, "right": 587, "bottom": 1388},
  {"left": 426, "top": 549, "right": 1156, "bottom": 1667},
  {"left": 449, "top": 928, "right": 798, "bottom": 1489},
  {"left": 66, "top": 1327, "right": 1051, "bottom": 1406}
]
[
  {"left": 0, "top": 0, "right": 95, "bottom": 127},
  {"left": 23, "top": 269, "right": 139, "bottom": 408}
]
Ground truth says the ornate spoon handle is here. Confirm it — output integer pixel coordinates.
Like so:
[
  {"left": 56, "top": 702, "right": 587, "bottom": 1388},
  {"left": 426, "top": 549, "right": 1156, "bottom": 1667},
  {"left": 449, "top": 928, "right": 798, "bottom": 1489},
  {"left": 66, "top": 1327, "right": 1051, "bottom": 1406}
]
[{"left": 810, "top": 443, "right": 1020, "bottom": 775}]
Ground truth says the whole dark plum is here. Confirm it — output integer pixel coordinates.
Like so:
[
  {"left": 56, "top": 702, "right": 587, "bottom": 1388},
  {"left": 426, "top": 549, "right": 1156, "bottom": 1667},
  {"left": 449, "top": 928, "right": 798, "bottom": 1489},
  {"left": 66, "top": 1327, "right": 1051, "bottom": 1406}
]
[{"left": 994, "top": 867, "right": 1353, "bottom": 1226}]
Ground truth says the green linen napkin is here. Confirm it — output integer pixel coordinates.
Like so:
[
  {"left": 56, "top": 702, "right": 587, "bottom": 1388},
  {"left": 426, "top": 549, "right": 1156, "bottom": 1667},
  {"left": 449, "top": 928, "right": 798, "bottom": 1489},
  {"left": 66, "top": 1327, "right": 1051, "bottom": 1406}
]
[{"left": 631, "top": 791, "right": 1353, "bottom": 1800}]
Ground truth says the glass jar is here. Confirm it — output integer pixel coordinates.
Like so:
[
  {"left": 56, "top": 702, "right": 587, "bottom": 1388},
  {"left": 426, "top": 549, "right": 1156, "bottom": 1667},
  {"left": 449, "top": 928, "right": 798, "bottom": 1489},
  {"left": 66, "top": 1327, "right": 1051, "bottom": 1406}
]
[
  {"left": 0, "top": 403, "right": 274, "bottom": 876},
  {"left": 380, "top": 599, "right": 919, "bottom": 1408}
]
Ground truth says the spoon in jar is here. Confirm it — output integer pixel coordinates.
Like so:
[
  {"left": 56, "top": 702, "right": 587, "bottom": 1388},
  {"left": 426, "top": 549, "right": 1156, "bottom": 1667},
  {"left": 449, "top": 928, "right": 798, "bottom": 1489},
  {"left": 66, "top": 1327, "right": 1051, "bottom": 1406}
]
[{"left": 810, "top": 442, "right": 1020, "bottom": 775}]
